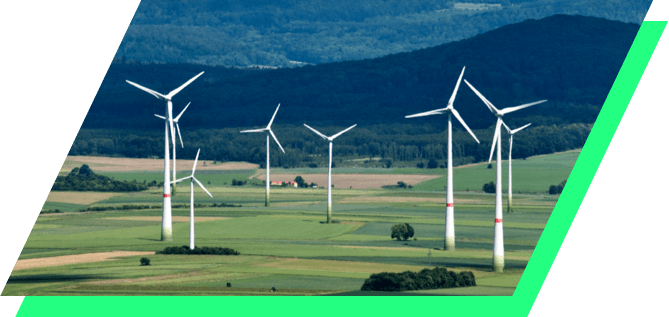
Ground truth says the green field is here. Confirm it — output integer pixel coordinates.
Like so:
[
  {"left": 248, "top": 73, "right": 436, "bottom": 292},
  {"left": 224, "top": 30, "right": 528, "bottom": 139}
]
[{"left": 4, "top": 150, "right": 576, "bottom": 296}]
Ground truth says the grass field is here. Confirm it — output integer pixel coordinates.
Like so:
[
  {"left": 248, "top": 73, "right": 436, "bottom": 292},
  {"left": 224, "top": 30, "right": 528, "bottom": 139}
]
[{"left": 3, "top": 150, "right": 577, "bottom": 296}]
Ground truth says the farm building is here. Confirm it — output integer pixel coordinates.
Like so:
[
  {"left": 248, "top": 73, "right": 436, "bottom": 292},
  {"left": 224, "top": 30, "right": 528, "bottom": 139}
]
[{"left": 271, "top": 181, "right": 298, "bottom": 188}]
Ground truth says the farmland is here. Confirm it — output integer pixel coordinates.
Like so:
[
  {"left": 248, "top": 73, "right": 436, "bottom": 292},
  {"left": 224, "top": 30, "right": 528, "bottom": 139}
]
[{"left": 3, "top": 150, "right": 576, "bottom": 296}]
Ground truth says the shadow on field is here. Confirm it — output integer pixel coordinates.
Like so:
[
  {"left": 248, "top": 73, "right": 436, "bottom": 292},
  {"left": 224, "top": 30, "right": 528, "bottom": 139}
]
[
  {"left": 325, "top": 291, "right": 433, "bottom": 296},
  {"left": 138, "top": 238, "right": 164, "bottom": 242},
  {"left": 7, "top": 274, "right": 107, "bottom": 284}
]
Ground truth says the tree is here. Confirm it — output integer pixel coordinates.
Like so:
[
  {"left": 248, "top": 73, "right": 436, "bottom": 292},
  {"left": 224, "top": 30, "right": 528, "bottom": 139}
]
[
  {"left": 79, "top": 164, "right": 92, "bottom": 176},
  {"left": 294, "top": 176, "right": 306, "bottom": 187},
  {"left": 385, "top": 159, "right": 393, "bottom": 168},
  {"left": 417, "top": 162, "right": 425, "bottom": 168},
  {"left": 140, "top": 257, "right": 150, "bottom": 266},
  {"left": 391, "top": 223, "right": 415, "bottom": 241},
  {"left": 427, "top": 159, "right": 438, "bottom": 169},
  {"left": 483, "top": 181, "right": 495, "bottom": 194},
  {"left": 549, "top": 185, "right": 558, "bottom": 195}
]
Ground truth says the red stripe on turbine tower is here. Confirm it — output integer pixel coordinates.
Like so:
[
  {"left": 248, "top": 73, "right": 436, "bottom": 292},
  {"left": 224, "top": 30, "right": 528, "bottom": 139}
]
[
  {"left": 447, "top": 203, "right": 454, "bottom": 207},
  {"left": 495, "top": 218, "right": 503, "bottom": 223},
  {"left": 164, "top": 194, "right": 171, "bottom": 198}
]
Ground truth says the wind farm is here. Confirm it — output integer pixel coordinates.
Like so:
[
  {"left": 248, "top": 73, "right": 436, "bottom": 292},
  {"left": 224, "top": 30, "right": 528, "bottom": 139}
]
[{"left": 7, "top": 12, "right": 627, "bottom": 297}]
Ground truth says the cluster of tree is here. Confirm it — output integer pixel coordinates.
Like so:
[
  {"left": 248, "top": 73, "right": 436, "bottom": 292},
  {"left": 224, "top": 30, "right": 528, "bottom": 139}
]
[
  {"left": 40, "top": 209, "right": 62, "bottom": 214},
  {"left": 549, "top": 180, "right": 567, "bottom": 194},
  {"left": 395, "top": 181, "right": 413, "bottom": 189},
  {"left": 70, "top": 122, "right": 591, "bottom": 168},
  {"left": 417, "top": 160, "right": 444, "bottom": 168},
  {"left": 483, "top": 181, "right": 496, "bottom": 194},
  {"left": 391, "top": 223, "right": 415, "bottom": 241},
  {"left": 231, "top": 179, "right": 247, "bottom": 186},
  {"left": 52, "top": 165, "right": 148, "bottom": 192},
  {"left": 360, "top": 267, "right": 476, "bottom": 292},
  {"left": 115, "top": 0, "right": 650, "bottom": 67},
  {"left": 140, "top": 257, "right": 151, "bottom": 266},
  {"left": 157, "top": 246, "right": 240, "bottom": 255},
  {"left": 91, "top": 16, "right": 634, "bottom": 132}
]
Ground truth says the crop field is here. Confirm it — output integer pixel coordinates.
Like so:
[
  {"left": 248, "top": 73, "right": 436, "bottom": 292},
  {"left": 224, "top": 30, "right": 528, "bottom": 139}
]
[{"left": 4, "top": 150, "right": 577, "bottom": 296}]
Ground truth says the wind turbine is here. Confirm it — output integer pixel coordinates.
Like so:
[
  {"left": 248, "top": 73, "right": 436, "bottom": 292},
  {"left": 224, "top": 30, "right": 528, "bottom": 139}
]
[
  {"left": 126, "top": 71, "right": 204, "bottom": 241},
  {"left": 240, "top": 104, "right": 285, "bottom": 207},
  {"left": 171, "top": 149, "right": 212, "bottom": 250},
  {"left": 155, "top": 102, "right": 191, "bottom": 191},
  {"left": 405, "top": 66, "right": 479, "bottom": 251},
  {"left": 464, "top": 79, "right": 546, "bottom": 272},
  {"left": 502, "top": 122, "right": 531, "bottom": 213},
  {"left": 303, "top": 123, "right": 357, "bottom": 224}
]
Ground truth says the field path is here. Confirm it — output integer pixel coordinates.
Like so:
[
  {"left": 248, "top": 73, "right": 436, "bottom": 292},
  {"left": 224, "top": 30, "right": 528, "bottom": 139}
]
[{"left": 14, "top": 251, "right": 155, "bottom": 271}]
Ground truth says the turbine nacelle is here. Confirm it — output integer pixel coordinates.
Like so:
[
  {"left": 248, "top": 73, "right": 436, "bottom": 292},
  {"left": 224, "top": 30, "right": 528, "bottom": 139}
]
[
  {"left": 171, "top": 149, "right": 213, "bottom": 198},
  {"left": 304, "top": 123, "right": 357, "bottom": 142}
]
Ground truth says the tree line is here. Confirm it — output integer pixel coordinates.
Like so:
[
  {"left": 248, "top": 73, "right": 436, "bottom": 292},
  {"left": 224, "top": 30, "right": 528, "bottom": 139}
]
[{"left": 69, "top": 123, "right": 590, "bottom": 168}]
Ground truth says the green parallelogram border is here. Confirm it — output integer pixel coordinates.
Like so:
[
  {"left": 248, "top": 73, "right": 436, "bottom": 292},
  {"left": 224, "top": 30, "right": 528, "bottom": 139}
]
[{"left": 12, "top": 21, "right": 666, "bottom": 317}]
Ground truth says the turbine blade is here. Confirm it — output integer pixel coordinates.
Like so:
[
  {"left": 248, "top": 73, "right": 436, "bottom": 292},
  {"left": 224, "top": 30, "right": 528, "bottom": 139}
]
[
  {"left": 405, "top": 109, "right": 443, "bottom": 118},
  {"left": 499, "top": 100, "right": 547, "bottom": 115},
  {"left": 447, "top": 66, "right": 466, "bottom": 106},
  {"left": 488, "top": 119, "right": 502, "bottom": 163},
  {"left": 193, "top": 177, "right": 213, "bottom": 198},
  {"left": 176, "top": 123, "right": 184, "bottom": 148},
  {"left": 464, "top": 80, "right": 498, "bottom": 114},
  {"left": 512, "top": 123, "right": 532, "bottom": 134},
  {"left": 154, "top": 114, "right": 166, "bottom": 120},
  {"left": 304, "top": 123, "right": 328, "bottom": 140},
  {"left": 175, "top": 102, "right": 191, "bottom": 121},
  {"left": 501, "top": 121, "right": 511, "bottom": 134},
  {"left": 451, "top": 109, "right": 479, "bottom": 144},
  {"left": 192, "top": 149, "right": 200, "bottom": 175},
  {"left": 267, "top": 103, "right": 281, "bottom": 128},
  {"left": 167, "top": 72, "right": 204, "bottom": 98},
  {"left": 269, "top": 129, "right": 285, "bottom": 153},
  {"left": 172, "top": 176, "right": 192, "bottom": 184},
  {"left": 330, "top": 124, "right": 357, "bottom": 140},
  {"left": 126, "top": 80, "right": 166, "bottom": 99},
  {"left": 240, "top": 128, "right": 266, "bottom": 133}
]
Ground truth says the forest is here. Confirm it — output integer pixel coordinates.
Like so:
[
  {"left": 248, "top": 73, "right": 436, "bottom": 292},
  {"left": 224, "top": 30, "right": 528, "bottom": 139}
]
[{"left": 115, "top": 0, "right": 652, "bottom": 67}]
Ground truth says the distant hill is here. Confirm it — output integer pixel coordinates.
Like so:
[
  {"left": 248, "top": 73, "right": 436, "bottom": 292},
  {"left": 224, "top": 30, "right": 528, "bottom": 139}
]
[
  {"left": 87, "top": 15, "right": 639, "bottom": 131},
  {"left": 115, "top": 0, "right": 651, "bottom": 67}
]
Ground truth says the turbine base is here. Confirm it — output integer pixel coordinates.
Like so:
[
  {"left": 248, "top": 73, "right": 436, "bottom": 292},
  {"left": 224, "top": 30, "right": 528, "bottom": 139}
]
[
  {"left": 161, "top": 227, "right": 173, "bottom": 241},
  {"left": 445, "top": 236, "right": 455, "bottom": 251},
  {"left": 493, "top": 255, "right": 504, "bottom": 272}
]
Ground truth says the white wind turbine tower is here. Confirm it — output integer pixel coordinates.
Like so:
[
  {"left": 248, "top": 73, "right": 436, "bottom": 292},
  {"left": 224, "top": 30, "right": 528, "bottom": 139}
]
[
  {"left": 303, "top": 124, "right": 357, "bottom": 224},
  {"left": 240, "top": 104, "right": 285, "bottom": 207},
  {"left": 502, "top": 122, "right": 531, "bottom": 214},
  {"left": 464, "top": 79, "right": 546, "bottom": 272},
  {"left": 172, "top": 149, "right": 212, "bottom": 250},
  {"left": 405, "top": 67, "right": 479, "bottom": 251},
  {"left": 126, "top": 71, "right": 204, "bottom": 241},
  {"left": 155, "top": 102, "right": 192, "bottom": 190}
]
